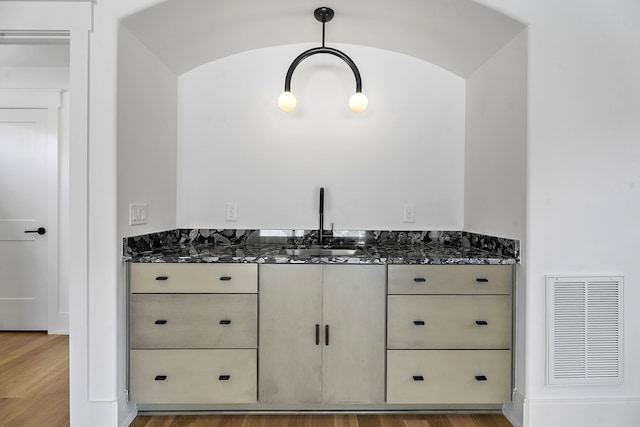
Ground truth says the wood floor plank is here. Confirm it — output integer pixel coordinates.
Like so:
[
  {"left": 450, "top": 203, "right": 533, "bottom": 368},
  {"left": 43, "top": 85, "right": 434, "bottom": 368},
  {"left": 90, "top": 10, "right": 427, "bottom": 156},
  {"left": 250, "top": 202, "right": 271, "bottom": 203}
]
[
  {"left": 1, "top": 338, "right": 68, "bottom": 398},
  {"left": 446, "top": 414, "right": 482, "bottom": 427},
  {"left": 470, "top": 414, "right": 514, "bottom": 427},
  {"left": 357, "top": 414, "right": 384, "bottom": 427},
  {"left": 425, "top": 414, "right": 455, "bottom": 427},
  {"left": 0, "top": 332, "right": 70, "bottom": 427},
  {"left": 334, "top": 414, "right": 360, "bottom": 427}
]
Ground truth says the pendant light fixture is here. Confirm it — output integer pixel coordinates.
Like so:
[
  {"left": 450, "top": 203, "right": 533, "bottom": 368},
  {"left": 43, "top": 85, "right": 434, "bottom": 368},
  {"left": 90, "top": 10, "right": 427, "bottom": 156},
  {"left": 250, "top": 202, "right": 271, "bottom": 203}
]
[{"left": 278, "top": 7, "right": 368, "bottom": 113}]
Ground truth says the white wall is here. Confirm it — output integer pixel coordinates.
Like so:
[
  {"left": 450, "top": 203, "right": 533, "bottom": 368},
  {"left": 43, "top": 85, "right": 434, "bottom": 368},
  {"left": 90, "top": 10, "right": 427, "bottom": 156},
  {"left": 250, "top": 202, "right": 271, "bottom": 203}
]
[
  {"left": 526, "top": 1, "right": 640, "bottom": 420},
  {"left": 117, "top": 26, "right": 177, "bottom": 238},
  {"left": 464, "top": 31, "right": 527, "bottom": 241},
  {"left": 0, "top": 66, "right": 69, "bottom": 89},
  {"left": 177, "top": 44, "right": 465, "bottom": 230}
]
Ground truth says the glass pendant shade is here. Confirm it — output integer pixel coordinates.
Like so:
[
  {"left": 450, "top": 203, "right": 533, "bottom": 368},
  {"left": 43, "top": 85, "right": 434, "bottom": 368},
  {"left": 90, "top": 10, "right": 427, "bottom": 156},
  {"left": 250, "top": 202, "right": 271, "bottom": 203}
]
[
  {"left": 349, "top": 92, "right": 368, "bottom": 113},
  {"left": 278, "top": 91, "right": 297, "bottom": 112}
]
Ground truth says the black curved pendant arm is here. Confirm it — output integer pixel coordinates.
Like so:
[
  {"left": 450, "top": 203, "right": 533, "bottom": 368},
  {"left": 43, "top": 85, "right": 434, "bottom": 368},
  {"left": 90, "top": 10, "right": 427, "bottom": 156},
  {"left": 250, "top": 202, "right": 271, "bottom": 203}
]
[{"left": 283, "top": 46, "right": 363, "bottom": 93}]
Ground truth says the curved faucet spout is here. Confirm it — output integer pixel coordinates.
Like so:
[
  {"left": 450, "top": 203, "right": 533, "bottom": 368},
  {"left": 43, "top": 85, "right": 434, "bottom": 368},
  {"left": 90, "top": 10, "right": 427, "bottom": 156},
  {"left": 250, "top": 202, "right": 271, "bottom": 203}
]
[
  {"left": 319, "top": 187, "right": 325, "bottom": 245},
  {"left": 318, "top": 187, "right": 333, "bottom": 245}
]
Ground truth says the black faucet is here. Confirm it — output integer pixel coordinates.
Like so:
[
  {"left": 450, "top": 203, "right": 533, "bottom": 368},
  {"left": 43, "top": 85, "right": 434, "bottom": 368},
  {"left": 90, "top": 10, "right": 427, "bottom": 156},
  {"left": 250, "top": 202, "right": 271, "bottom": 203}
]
[{"left": 318, "top": 187, "right": 333, "bottom": 245}]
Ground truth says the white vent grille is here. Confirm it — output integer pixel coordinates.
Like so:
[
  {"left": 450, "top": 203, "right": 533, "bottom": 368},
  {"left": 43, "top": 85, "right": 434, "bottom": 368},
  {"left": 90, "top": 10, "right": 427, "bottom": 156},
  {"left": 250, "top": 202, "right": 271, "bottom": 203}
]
[{"left": 547, "top": 275, "right": 623, "bottom": 385}]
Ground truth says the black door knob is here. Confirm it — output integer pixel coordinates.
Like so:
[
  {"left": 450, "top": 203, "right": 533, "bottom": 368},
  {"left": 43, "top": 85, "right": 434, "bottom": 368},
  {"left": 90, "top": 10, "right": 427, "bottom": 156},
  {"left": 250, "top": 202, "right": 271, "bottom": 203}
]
[{"left": 24, "top": 227, "right": 46, "bottom": 235}]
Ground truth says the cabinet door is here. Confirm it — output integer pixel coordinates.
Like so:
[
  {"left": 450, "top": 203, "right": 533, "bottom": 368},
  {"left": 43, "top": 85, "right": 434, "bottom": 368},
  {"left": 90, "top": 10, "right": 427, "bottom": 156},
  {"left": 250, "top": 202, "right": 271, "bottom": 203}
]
[
  {"left": 322, "top": 265, "right": 386, "bottom": 403},
  {"left": 259, "top": 264, "right": 323, "bottom": 403}
]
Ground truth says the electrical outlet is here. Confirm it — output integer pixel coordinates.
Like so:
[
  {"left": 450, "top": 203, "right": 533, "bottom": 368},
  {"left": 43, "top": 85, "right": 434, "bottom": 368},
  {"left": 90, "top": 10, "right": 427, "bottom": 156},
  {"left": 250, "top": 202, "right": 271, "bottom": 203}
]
[
  {"left": 225, "top": 202, "right": 237, "bottom": 221},
  {"left": 403, "top": 204, "right": 415, "bottom": 223},
  {"left": 129, "top": 203, "right": 148, "bottom": 225}
]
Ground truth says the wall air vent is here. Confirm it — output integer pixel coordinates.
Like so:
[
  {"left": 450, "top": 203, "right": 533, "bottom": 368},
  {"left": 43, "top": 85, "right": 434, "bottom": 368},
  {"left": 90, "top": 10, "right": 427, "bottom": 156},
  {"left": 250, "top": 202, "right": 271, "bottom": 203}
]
[{"left": 547, "top": 275, "right": 623, "bottom": 385}]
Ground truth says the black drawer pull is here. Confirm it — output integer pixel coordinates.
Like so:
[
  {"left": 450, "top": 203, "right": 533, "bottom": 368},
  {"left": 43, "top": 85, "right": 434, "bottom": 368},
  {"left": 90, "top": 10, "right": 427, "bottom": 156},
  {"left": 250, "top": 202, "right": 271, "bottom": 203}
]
[
  {"left": 475, "top": 375, "right": 488, "bottom": 381},
  {"left": 154, "top": 375, "right": 167, "bottom": 381},
  {"left": 219, "top": 319, "right": 231, "bottom": 325},
  {"left": 414, "top": 277, "right": 426, "bottom": 282},
  {"left": 219, "top": 276, "right": 232, "bottom": 281},
  {"left": 413, "top": 320, "right": 425, "bottom": 326},
  {"left": 155, "top": 276, "right": 168, "bottom": 281},
  {"left": 219, "top": 375, "right": 231, "bottom": 381},
  {"left": 476, "top": 278, "right": 489, "bottom": 283},
  {"left": 475, "top": 320, "right": 488, "bottom": 326},
  {"left": 413, "top": 375, "right": 424, "bottom": 381},
  {"left": 154, "top": 320, "right": 168, "bottom": 325}
]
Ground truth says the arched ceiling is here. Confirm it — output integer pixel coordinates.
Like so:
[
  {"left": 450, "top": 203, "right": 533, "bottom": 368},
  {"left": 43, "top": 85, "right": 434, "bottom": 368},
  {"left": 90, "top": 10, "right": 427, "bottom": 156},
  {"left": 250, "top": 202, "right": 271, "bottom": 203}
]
[{"left": 120, "top": 0, "right": 525, "bottom": 77}]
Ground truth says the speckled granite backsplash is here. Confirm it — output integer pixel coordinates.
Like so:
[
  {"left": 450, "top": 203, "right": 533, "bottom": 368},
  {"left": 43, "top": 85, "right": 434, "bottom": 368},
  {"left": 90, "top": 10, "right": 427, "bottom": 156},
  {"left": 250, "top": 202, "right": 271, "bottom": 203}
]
[{"left": 123, "top": 229, "right": 519, "bottom": 263}]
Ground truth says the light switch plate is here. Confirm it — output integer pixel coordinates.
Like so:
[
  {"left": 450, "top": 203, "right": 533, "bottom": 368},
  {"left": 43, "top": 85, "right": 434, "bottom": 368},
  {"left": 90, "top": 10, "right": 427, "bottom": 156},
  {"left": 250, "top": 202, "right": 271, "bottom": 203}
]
[
  {"left": 403, "top": 204, "right": 415, "bottom": 223},
  {"left": 225, "top": 202, "right": 237, "bottom": 221},
  {"left": 129, "top": 203, "right": 148, "bottom": 225}
]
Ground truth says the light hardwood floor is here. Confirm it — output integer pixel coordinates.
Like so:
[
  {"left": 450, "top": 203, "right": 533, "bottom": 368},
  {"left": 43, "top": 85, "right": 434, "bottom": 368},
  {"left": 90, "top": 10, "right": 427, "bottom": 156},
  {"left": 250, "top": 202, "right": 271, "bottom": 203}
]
[
  {"left": 0, "top": 332, "right": 513, "bottom": 427},
  {"left": 0, "top": 331, "right": 69, "bottom": 427}
]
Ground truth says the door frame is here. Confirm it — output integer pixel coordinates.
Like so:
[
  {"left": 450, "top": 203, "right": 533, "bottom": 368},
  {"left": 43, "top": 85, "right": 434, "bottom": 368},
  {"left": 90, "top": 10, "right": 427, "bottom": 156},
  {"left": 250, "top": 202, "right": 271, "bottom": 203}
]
[{"left": 0, "top": 90, "right": 62, "bottom": 333}]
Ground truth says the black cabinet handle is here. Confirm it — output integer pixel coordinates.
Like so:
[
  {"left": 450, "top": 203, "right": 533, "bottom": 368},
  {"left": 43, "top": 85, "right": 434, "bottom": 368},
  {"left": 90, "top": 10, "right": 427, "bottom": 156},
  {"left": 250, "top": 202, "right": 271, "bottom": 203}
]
[
  {"left": 414, "top": 277, "right": 426, "bottom": 283},
  {"left": 315, "top": 324, "right": 320, "bottom": 345},
  {"left": 219, "top": 375, "right": 231, "bottom": 381},
  {"left": 154, "top": 320, "right": 168, "bottom": 325},
  {"left": 325, "top": 325, "right": 329, "bottom": 346},
  {"left": 219, "top": 276, "right": 232, "bottom": 281},
  {"left": 475, "top": 320, "right": 488, "bottom": 326},
  {"left": 24, "top": 227, "right": 46, "bottom": 235},
  {"left": 413, "top": 320, "right": 425, "bottom": 326},
  {"left": 154, "top": 375, "right": 167, "bottom": 381},
  {"left": 155, "top": 276, "right": 168, "bottom": 281},
  {"left": 413, "top": 375, "right": 424, "bottom": 381},
  {"left": 219, "top": 319, "right": 231, "bottom": 325},
  {"left": 476, "top": 278, "right": 489, "bottom": 283},
  {"left": 475, "top": 375, "right": 488, "bottom": 381}
]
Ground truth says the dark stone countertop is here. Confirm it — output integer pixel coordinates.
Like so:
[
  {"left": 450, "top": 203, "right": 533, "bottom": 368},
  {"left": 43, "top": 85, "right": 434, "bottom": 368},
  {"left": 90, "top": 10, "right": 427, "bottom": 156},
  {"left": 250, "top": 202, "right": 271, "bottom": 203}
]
[{"left": 124, "top": 229, "right": 518, "bottom": 265}]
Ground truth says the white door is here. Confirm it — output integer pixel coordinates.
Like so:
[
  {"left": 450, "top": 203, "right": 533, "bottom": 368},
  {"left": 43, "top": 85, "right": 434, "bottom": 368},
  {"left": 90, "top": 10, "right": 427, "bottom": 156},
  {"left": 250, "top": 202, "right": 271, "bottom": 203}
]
[{"left": 0, "top": 108, "right": 49, "bottom": 330}]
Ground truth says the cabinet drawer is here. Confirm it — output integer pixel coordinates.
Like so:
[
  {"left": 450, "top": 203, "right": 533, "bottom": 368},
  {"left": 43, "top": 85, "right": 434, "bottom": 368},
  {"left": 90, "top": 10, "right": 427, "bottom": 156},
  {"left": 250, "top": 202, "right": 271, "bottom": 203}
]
[
  {"left": 129, "top": 263, "right": 257, "bottom": 294},
  {"left": 130, "top": 349, "right": 257, "bottom": 404},
  {"left": 388, "top": 265, "right": 512, "bottom": 295},
  {"left": 387, "top": 295, "right": 511, "bottom": 349},
  {"left": 130, "top": 294, "right": 257, "bottom": 349},
  {"left": 387, "top": 350, "right": 511, "bottom": 404}
]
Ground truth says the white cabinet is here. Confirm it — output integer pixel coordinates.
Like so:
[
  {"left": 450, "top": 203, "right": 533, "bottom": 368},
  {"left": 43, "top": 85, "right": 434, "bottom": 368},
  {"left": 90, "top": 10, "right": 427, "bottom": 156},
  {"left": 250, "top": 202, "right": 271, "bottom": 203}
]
[
  {"left": 386, "top": 264, "right": 513, "bottom": 405},
  {"left": 128, "top": 263, "right": 258, "bottom": 404},
  {"left": 259, "top": 264, "right": 386, "bottom": 404}
]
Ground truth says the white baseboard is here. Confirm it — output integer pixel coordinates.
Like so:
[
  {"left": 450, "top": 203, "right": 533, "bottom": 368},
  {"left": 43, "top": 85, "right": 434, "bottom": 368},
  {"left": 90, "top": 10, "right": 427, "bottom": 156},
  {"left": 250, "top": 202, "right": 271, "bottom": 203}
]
[
  {"left": 118, "top": 390, "right": 137, "bottom": 427},
  {"left": 503, "top": 389, "right": 525, "bottom": 427},
  {"left": 524, "top": 396, "right": 640, "bottom": 427},
  {"left": 48, "top": 313, "right": 69, "bottom": 335}
]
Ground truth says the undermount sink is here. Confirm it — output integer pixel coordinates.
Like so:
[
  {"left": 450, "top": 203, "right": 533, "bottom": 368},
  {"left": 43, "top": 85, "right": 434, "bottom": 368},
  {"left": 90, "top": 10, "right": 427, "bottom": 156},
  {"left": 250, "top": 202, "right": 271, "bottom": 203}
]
[{"left": 284, "top": 246, "right": 363, "bottom": 257}]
